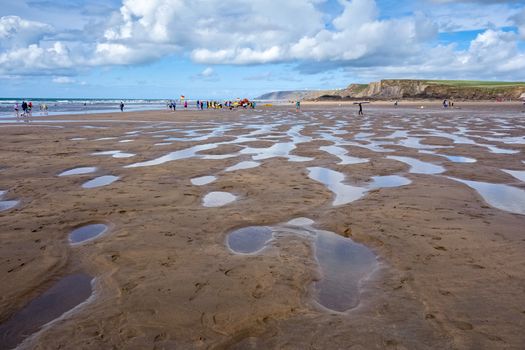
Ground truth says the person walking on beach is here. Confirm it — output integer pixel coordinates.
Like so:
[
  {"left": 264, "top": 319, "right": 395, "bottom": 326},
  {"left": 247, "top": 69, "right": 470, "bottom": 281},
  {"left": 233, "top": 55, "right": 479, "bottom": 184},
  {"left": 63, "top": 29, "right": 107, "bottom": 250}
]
[
  {"left": 295, "top": 100, "right": 300, "bottom": 112},
  {"left": 21, "top": 101, "right": 28, "bottom": 116},
  {"left": 358, "top": 102, "right": 363, "bottom": 116},
  {"left": 14, "top": 102, "right": 19, "bottom": 118},
  {"left": 184, "top": 100, "right": 188, "bottom": 109},
  {"left": 120, "top": 101, "right": 124, "bottom": 112}
]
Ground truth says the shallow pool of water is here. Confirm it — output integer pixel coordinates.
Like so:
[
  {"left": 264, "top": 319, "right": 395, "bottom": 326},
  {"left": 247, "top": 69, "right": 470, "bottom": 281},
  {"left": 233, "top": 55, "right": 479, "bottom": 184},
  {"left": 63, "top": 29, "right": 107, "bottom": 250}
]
[
  {"left": 419, "top": 151, "right": 477, "bottom": 163},
  {"left": 320, "top": 145, "right": 369, "bottom": 165},
  {"left": 369, "top": 175, "right": 411, "bottom": 189},
  {"left": 69, "top": 224, "right": 108, "bottom": 244},
  {"left": 307, "top": 167, "right": 367, "bottom": 206},
  {"left": 203, "top": 191, "right": 237, "bottom": 207},
  {"left": 449, "top": 177, "right": 525, "bottom": 215},
  {"left": 191, "top": 176, "right": 217, "bottom": 186},
  {"left": 0, "top": 200, "right": 19, "bottom": 212},
  {"left": 126, "top": 144, "right": 217, "bottom": 168},
  {"left": 82, "top": 175, "right": 119, "bottom": 189},
  {"left": 313, "top": 229, "right": 377, "bottom": 312},
  {"left": 58, "top": 167, "right": 98, "bottom": 176},
  {"left": 387, "top": 156, "right": 445, "bottom": 174},
  {"left": 481, "top": 144, "right": 519, "bottom": 154},
  {"left": 0, "top": 190, "right": 19, "bottom": 212},
  {"left": 0, "top": 273, "right": 93, "bottom": 349},
  {"left": 502, "top": 169, "right": 525, "bottom": 182},
  {"left": 234, "top": 218, "right": 379, "bottom": 313},
  {"left": 225, "top": 161, "right": 261, "bottom": 172},
  {"left": 92, "top": 150, "right": 135, "bottom": 158},
  {"left": 227, "top": 226, "right": 273, "bottom": 254}
]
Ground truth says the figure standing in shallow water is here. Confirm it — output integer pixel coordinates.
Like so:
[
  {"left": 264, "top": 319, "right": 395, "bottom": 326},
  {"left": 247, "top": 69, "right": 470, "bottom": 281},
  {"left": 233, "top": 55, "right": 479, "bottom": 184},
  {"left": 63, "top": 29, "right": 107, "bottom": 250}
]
[
  {"left": 295, "top": 100, "right": 300, "bottom": 112},
  {"left": 358, "top": 103, "right": 363, "bottom": 116},
  {"left": 120, "top": 101, "right": 124, "bottom": 112}
]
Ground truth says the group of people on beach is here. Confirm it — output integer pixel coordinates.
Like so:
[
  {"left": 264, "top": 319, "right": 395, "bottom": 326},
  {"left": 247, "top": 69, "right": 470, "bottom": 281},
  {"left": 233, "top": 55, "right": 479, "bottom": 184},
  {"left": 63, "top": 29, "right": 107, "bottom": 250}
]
[
  {"left": 13, "top": 101, "right": 46, "bottom": 118},
  {"left": 443, "top": 99, "right": 454, "bottom": 108},
  {"left": 167, "top": 99, "right": 256, "bottom": 111}
]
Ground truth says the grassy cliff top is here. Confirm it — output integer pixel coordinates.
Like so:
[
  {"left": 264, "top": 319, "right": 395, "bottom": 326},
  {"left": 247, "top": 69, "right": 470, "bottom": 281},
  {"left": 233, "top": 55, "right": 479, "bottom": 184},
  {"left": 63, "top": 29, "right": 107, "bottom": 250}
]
[{"left": 418, "top": 80, "right": 525, "bottom": 88}]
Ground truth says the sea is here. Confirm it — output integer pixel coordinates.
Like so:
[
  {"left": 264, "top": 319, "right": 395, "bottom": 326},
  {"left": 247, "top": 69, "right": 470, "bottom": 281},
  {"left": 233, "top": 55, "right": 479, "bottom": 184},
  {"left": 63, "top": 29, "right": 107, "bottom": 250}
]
[{"left": 0, "top": 98, "right": 197, "bottom": 119}]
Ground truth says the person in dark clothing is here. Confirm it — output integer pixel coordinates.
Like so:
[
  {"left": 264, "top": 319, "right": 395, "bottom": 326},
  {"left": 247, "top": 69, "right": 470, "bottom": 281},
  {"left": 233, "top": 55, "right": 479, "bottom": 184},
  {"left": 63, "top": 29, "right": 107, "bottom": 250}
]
[
  {"left": 358, "top": 103, "right": 363, "bottom": 116},
  {"left": 21, "top": 101, "right": 28, "bottom": 115},
  {"left": 120, "top": 101, "right": 124, "bottom": 112}
]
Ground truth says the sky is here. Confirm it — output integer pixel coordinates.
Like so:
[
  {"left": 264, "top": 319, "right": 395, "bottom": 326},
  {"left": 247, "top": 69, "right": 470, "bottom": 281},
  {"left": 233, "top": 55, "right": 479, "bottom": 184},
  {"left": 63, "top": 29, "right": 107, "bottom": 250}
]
[{"left": 1, "top": 0, "right": 525, "bottom": 99}]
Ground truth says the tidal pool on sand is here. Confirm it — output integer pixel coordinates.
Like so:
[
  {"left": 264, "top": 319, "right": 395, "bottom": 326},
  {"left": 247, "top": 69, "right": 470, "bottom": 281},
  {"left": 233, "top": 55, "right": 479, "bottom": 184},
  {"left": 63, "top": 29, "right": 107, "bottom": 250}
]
[
  {"left": 82, "top": 175, "right": 119, "bottom": 189},
  {"left": 92, "top": 150, "right": 135, "bottom": 158},
  {"left": 502, "top": 169, "right": 525, "bottom": 182},
  {"left": 227, "top": 226, "right": 273, "bottom": 254},
  {"left": 307, "top": 167, "right": 367, "bottom": 206},
  {"left": 387, "top": 156, "right": 445, "bottom": 174},
  {"left": 224, "top": 161, "right": 260, "bottom": 172},
  {"left": 58, "top": 167, "right": 97, "bottom": 176},
  {"left": 191, "top": 176, "right": 217, "bottom": 186},
  {"left": 0, "top": 190, "right": 19, "bottom": 212},
  {"left": 0, "top": 273, "right": 93, "bottom": 350},
  {"left": 0, "top": 200, "right": 19, "bottom": 212},
  {"left": 369, "top": 175, "right": 411, "bottom": 189},
  {"left": 313, "top": 229, "right": 377, "bottom": 312},
  {"left": 69, "top": 224, "right": 108, "bottom": 244},
  {"left": 449, "top": 177, "right": 525, "bottom": 215},
  {"left": 203, "top": 192, "right": 236, "bottom": 207},
  {"left": 228, "top": 219, "right": 378, "bottom": 312}
]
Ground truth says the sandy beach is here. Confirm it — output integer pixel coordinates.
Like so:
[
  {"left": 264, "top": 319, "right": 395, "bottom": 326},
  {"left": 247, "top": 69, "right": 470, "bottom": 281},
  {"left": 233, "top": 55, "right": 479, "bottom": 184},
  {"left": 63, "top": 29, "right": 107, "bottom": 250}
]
[{"left": 1, "top": 102, "right": 524, "bottom": 349}]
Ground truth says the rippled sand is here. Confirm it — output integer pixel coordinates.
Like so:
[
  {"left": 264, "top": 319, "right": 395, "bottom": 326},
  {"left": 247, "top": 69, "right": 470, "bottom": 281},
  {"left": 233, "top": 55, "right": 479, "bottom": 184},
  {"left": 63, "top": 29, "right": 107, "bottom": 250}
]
[{"left": 1, "top": 102, "right": 524, "bottom": 349}]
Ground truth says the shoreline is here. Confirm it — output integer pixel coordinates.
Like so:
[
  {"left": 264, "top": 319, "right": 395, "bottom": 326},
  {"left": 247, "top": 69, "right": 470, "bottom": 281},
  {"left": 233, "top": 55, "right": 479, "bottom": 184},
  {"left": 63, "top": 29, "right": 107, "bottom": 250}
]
[{"left": 1, "top": 99, "right": 524, "bottom": 121}]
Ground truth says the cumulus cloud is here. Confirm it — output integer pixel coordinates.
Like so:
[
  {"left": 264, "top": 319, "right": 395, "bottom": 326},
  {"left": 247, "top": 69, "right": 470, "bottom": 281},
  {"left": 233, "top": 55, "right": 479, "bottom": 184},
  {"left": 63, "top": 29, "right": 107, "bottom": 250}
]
[
  {"left": 101, "top": 0, "right": 324, "bottom": 65},
  {"left": 100, "top": 0, "right": 439, "bottom": 68},
  {"left": 345, "top": 29, "right": 525, "bottom": 80},
  {"left": 0, "top": 41, "right": 74, "bottom": 74},
  {"left": 0, "top": 0, "right": 525, "bottom": 81},
  {"left": 0, "top": 16, "right": 53, "bottom": 49}
]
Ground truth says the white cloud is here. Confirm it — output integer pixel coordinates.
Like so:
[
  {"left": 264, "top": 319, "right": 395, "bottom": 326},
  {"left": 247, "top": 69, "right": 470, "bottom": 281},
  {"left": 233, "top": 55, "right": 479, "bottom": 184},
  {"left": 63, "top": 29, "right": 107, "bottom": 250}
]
[
  {"left": 0, "top": 15, "right": 53, "bottom": 49},
  {"left": 0, "top": 41, "right": 74, "bottom": 74},
  {"left": 52, "top": 76, "right": 75, "bottom": 84},
  {"left": 1, "top": 1, "right": 525, "bottom": 81},
  {"left": 344, "top": 29, "right": 525, "bottom": 80},
  {"left": 103, "top": 0, "right": 436, "bottom": 67},
  {"left": 200, "top": 67, "right": 214, "bottom": 77}
]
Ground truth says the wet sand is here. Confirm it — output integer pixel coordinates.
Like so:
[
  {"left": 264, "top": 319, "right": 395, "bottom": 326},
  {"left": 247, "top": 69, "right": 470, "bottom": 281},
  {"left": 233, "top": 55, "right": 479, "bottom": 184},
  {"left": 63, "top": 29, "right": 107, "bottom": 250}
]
[{"left": 1, "top": 102, "right": 524, "bottom": 349}]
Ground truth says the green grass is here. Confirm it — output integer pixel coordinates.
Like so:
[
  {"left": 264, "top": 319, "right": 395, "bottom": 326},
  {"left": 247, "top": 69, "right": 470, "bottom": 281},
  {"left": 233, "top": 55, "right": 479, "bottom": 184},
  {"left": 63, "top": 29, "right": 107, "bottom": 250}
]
[
  {"left": 423, "top": 80, "right": 525, "bottom": 88},
  {"left": 349, "top": 84, "right": 369, "bottom": 93}
]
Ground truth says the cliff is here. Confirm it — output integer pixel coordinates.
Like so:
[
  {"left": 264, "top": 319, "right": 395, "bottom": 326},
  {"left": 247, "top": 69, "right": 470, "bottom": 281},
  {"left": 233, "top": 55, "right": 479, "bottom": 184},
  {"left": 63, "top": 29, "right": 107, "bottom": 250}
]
[{"left": 313, "top": 80, "right": 525, "bottom": 101}]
